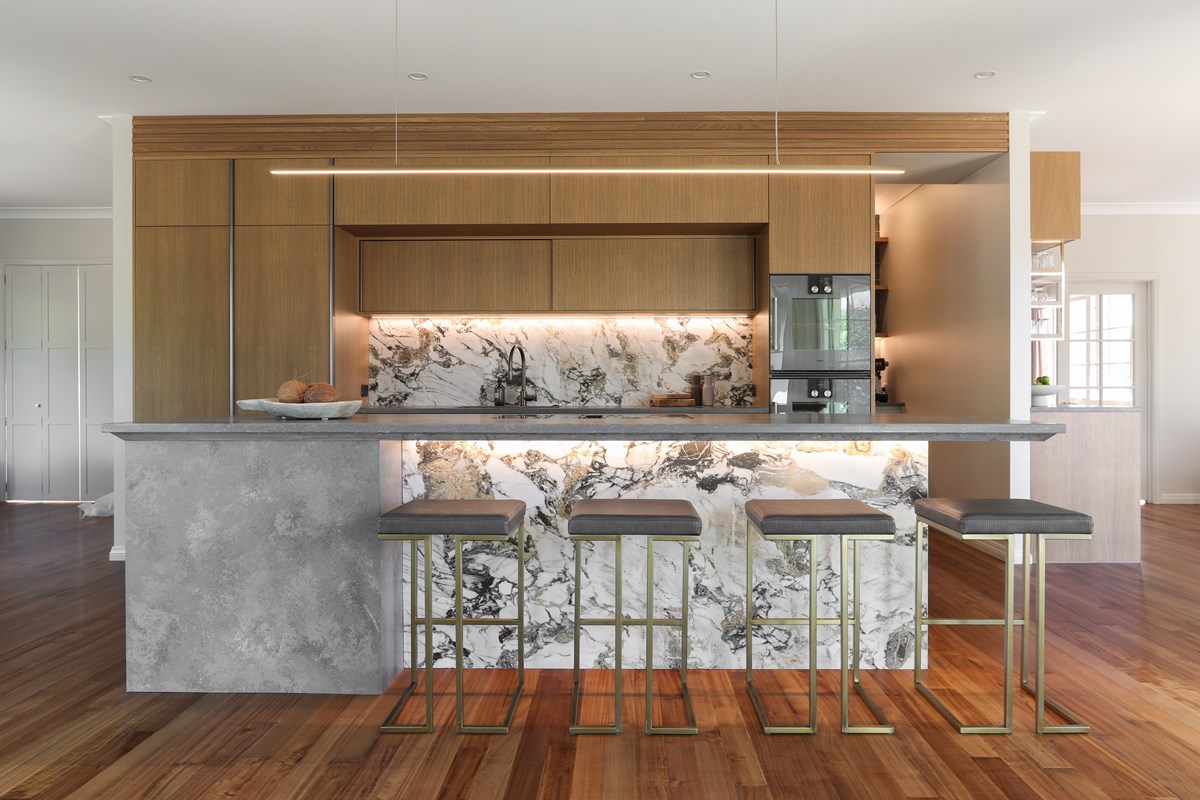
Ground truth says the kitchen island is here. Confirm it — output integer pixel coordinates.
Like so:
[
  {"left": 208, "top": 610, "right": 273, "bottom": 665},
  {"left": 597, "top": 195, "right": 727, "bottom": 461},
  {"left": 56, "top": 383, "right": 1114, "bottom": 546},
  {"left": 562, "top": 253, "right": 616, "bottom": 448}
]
[{"left": 104, "top": 412, "right": 1061, "bottom": 694}]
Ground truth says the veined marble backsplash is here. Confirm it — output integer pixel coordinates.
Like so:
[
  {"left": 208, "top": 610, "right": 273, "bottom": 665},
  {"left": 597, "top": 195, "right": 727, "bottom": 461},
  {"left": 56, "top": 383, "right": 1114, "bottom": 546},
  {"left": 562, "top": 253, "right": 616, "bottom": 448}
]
[
  {"left": 369, "top": 317, "right": 754, "bottom": 406},
  {"left": 399, "top": 438, "right": 928, "bottom": 670}
]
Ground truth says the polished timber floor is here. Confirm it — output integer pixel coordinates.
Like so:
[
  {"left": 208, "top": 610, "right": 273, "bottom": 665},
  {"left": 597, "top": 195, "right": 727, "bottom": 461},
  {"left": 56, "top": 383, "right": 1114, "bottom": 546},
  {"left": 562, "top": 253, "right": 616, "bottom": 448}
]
[{"left": 3, "top": 504, "right": 1200, "bottom": 799}]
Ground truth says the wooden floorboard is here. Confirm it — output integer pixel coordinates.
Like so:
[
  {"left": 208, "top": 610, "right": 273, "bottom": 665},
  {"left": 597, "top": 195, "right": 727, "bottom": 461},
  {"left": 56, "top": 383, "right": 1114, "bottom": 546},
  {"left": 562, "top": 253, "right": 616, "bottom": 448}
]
[{"left": 2, "top": 502, "right": 1200, "bottom": 799}]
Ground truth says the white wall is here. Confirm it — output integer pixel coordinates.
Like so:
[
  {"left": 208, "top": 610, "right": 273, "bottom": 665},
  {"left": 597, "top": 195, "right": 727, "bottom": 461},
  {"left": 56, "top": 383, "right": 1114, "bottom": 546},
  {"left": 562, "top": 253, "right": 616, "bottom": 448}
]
[
  {"left": 1067, "top": 213, "right": 1200, "bottom": 503},
  {"left": 0, "top": 219, "right": 111, "bottom": 260}
]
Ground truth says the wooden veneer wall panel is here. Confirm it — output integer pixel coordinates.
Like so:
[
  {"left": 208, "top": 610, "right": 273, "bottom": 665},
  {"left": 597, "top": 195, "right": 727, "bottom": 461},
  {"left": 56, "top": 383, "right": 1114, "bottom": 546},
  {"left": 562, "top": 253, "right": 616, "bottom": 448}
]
[
  {"left": 134, "top": 160, "right": 229, "bottom": 226},
  {"left": 233, "top": 226, "right": 331, "bottom": 405},
  {"left": 132, "top": 112, "right": 1010, "bottom": 158},
  {"left": 133, "top": 227, "right": 230, "bottom": 420}
]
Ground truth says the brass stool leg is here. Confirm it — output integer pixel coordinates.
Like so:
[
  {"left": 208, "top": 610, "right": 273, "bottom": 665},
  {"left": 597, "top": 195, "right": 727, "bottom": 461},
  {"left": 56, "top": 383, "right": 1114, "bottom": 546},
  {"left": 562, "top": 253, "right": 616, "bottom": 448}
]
[
  {"left": 646, "top": 537, "right": 697, "bottom": 735},
  {"left": 454, "top": 529, "right": 526, "bottom": 734},
  {"left": 1019, "top": 533, "right": 1089, "bottom": 733},
  {"left": 842, "top": 537, "right": 893, "bottom": 733},
  {"left": 380, "top": 536, "right": 434, "bottom": 733},
  {"left": 746, "top": 523, "right": 817, "bottom": 734},
  {"left": 914, "top": 520, "right": 1015, "bottom": 734},
  {"left": 571, "top": 536, "right": 623, "bottom": 734}
]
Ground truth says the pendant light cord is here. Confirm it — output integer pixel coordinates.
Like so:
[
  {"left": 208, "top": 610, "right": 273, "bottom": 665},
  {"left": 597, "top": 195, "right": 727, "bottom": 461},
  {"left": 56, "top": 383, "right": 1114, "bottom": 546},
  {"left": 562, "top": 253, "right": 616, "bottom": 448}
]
[
  {"left": 774, "top": 0, "right": 780, "bottom": 166},
  {"left": 393, "top": 0, "right": 399, "bottom": 165}
]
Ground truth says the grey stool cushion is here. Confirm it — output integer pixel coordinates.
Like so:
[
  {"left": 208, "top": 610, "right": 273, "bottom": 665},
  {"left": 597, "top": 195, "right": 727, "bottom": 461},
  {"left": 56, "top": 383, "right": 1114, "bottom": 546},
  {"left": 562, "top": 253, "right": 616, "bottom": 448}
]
[
  {"left": 568, "top": 498, "right": 702, "bottom": 537},
  {"left": 915, "top": 497, "right": 1093, "bottom": 535},
  {"left": 378, "top": 498, "right": 526, "bottom": 536},
  {"left": 745, "top": 499, "right": 896, "bottom": 537}
]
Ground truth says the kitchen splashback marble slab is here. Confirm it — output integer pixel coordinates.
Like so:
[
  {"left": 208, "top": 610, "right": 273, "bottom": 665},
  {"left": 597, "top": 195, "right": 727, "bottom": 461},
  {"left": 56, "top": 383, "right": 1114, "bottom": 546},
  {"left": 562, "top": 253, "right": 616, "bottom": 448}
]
[
  {"left": 400, "top": 438, "right": 928, "bottom": 671},
  {"left": 369, "top": 317, "right": 754, "bottom": 407}
]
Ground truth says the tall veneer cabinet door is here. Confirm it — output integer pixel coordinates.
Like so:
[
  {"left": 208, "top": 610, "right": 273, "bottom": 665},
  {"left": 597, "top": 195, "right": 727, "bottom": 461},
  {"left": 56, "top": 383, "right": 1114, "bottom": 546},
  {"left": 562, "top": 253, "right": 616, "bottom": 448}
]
[
  {"left": 769, "top": 154, "right": 873, "bottom": 274},
  {"left": 1031, "top": 151, "right": 1081, "bottom": 243},
  {"left": 133, "top": 227, "right": 230, "bottom": 420},
  {"left": 234, "top": 227, "right": 330, "bottom": 405},
  {"left": 235, "top": 159, "right": 331, "bottom": 225},
  {"left": 550, "top": 156, "right": 768, "bottom": 224},
  {"left": 134, "top": 160, "right": 230, "bottom": 226},
  {"left": 333, "top": 157, "right": 550, "bottom": 225},
  {"left": 360, "top": 240, "right": 552, "bottom": 313}
]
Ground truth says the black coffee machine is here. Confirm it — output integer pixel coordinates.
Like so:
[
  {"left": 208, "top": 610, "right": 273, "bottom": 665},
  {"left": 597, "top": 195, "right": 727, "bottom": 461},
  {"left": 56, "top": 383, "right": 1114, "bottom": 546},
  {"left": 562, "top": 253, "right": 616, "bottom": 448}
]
[{"left": 874, "top": 357, "right": 890, "bottom": 404}]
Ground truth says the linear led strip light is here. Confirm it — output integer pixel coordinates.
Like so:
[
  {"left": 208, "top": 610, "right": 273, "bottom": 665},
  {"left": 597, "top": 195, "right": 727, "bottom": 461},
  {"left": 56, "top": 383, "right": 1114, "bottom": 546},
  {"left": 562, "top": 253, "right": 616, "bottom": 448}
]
[{"left": 271, "top": 164, "right": 905, "bottom": 176}]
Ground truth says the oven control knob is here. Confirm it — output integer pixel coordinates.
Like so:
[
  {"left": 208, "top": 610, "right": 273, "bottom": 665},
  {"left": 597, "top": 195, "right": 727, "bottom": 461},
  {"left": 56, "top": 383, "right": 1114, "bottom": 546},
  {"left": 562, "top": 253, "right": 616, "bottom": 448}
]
[
  {"left": 824, "top": 390, "right": 833, "bottom": 397},
  {"left": 810, "top": 286, "right": 819, "bottom": 294},
  {"left": 810, "top": 390, "right": 819, "bottom": 397},
  {"left": 823, "top": 285, "right": 832, "bottom": 293}
]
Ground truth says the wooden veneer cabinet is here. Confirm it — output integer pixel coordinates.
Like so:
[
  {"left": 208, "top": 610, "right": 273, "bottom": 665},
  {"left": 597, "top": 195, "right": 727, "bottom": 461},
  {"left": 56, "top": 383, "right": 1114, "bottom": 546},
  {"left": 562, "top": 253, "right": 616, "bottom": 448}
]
[
  {"left": 334, "top": 157, "right": 550, "bottom": 226},
  {"left": 360, "top": 240, "right": 553, "bottom": 313},
  {"left": 1031, "top": 151, "right": 1081, "bottom": 243},
  {"left": 552, "top": 238, "right": 755, "bottom": 312},
  {"left": 548, "top": 156, "right": 768, "bottom": 224},
  {"left": 768, "top": 154, "right": 873, "bottom": 274},
  {"left": 133, "top": 226, "right": 229, "bottom": 421}
]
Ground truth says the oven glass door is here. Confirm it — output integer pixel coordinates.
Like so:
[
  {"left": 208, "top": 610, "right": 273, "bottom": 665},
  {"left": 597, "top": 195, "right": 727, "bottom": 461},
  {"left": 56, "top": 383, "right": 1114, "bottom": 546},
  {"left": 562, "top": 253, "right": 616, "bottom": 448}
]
[{"left": 770, "top": 274, "right": 872, "bottom": 372}]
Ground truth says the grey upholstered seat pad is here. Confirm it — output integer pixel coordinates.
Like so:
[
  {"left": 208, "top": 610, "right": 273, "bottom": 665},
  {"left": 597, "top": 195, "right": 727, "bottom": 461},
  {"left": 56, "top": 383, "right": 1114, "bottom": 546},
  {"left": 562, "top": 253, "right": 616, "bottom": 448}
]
[
  {"left": 568, "top": 498, "right": 702, "bottom": 537},
  {"left": 744, "top": 499, "right": 896, "bottom": 536},
  {"left": 378, "top": 498, "right": 526, "bottom": 536},
  {"left": 915, "top": 497, "right": 1093, "bottom": 535}
]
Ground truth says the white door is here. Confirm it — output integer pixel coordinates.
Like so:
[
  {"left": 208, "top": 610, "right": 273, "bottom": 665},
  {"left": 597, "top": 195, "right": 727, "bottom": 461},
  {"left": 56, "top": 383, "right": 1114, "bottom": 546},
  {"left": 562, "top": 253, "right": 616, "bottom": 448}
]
[{"left": 4, "top": 264, "right": 113, "bottom": 501}]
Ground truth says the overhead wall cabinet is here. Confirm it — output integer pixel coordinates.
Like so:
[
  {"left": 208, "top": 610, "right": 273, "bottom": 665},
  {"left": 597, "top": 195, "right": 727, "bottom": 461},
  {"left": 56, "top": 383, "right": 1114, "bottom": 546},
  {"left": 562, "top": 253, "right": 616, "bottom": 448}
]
[
  {"left": 235, "top": 158, "right": 331, "bottom": 226},
  {"left": 768, "top": 154, "right": 874, "bottom": 274},
  {"left": 333, "top": 157, "right": 551, "bottom": 225},
  {"left": 552, "top": 238, "right": 756, "bottom": 313},
  {"left": 360, "top": 240, "right": 553, "bottom": 313},
  {"left": 548, "top": 156, "right": 768, "bottom": 224},
  {"left": 1031, "top": 151, "right": 1081, "bottom": 244},
  {"left": 134, "top": 160, "right": 230, "bottom": 226}
]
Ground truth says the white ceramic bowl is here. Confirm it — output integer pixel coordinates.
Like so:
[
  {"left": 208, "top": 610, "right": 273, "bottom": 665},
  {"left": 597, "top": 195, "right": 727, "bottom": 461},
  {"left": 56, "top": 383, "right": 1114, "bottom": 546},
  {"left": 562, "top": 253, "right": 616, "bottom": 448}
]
[
  {"left": 236, "top": 398, "right": 362, "bottom": 419},
  {"left": 1030, "top": 384, "right": 1064, "bottom": 407}
]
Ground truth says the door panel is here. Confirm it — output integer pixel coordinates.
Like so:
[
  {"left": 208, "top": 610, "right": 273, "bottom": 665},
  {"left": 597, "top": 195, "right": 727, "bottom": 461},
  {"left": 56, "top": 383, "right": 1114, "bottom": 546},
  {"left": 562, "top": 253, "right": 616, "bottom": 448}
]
[
  {"left": 80, "top": 266, "right": 113, "bottom": 499},
  {"left": 9, "top": 425, "right": 41, "bottom": 499},
  {"left": 6, "top": 268, "right": 44, "bottom": 500}
]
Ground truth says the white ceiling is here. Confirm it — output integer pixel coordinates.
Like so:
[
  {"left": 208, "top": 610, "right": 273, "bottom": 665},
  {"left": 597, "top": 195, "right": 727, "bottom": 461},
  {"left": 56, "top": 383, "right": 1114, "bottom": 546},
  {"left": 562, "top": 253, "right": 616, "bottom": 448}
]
[{"left": 2, "top": 0, "right": 1198, "bottom": 211}]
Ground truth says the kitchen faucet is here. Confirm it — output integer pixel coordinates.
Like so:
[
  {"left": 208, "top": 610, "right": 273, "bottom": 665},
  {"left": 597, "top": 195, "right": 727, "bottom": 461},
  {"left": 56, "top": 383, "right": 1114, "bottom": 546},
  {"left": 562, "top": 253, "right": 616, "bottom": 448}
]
[{"left": 506, "top": 343, "right": 533, "bottom": 406}]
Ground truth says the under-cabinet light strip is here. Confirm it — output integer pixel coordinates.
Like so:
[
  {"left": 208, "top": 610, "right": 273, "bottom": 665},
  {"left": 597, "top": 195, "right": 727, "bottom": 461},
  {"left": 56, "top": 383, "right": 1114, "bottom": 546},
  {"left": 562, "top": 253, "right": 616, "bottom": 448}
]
[{"left": 271, "top": 164, "right": 904, "bottom": 176}]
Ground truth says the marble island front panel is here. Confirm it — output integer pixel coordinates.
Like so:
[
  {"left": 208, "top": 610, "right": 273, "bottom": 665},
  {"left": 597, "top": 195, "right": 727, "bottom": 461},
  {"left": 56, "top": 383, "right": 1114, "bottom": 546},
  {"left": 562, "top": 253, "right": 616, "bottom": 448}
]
[{"left": 401, "top": 438, "right": 928, "bottom": 672}]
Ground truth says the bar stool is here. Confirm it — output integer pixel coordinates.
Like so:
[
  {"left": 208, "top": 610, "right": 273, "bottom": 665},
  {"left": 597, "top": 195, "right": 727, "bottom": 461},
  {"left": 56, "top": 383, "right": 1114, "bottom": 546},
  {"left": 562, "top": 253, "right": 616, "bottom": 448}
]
[
  {"left": 376, "top": 498, "right": 526, "bottom": 734},
  {"left": 914, "top": 497, "right": 1092, "bottom": 734},
  {"left": 568, "top": 498, "right": 700, "bottom": 736},
  {"left": 745, "top": 499, "right": 897, "bottom": 734}
]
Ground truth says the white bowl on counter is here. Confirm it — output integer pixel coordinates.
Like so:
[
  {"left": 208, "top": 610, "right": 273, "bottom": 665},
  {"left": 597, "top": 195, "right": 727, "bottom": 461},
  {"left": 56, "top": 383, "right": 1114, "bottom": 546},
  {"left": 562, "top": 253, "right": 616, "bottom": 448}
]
[
  {"left": 1030, "top": 384, "right": 1064, "bottom": 407},
  {"left": 237, "top": 398, "right": 362, "bottom": 419}
]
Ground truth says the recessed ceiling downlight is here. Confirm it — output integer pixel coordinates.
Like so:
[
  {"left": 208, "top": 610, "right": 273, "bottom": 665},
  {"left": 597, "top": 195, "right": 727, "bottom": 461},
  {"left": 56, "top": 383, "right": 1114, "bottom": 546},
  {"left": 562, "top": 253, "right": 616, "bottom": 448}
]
[
  {"left": 407, "top": 72, "right": 428, "bottom": 81},
  {"left": 973, "top": 70, "right": 997, "bottom": 80},
  {"left": 690, "top": 70, "right": 711, "bottom": 79},
  {"left": 129, "top": 75, "right": 152, "bottom": 83}
]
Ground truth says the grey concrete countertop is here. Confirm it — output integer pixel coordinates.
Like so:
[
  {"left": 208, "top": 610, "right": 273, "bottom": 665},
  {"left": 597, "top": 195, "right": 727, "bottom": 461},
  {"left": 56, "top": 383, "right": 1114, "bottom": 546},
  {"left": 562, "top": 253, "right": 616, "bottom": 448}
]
[
  {"left": 1031, "top": 406, "right": 1142, "bottom": 413},
  {"left": 358, "top": 404, "right": 766, "bottom": 415},
  {"left": 105, "top": 412, "right": 1064, "bottom": 442}
]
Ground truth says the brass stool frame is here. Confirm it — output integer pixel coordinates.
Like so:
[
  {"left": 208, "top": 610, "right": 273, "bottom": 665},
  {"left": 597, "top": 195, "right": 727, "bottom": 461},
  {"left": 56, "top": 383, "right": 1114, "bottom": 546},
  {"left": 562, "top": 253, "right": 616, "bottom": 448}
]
[
  {"left": 746, "top": 521, "right": 895, "bottom": 734},
  {"left": 570, "top": 534, "right": 698, "bottom": 736},
  {"left": 1021, "top": 532, "right": 1091, "bottom": 734},
  {"left": 378, "top": 525, "right": 526, "bottom": 734},
  {"left": 914, "top": 517, "right": 1016, "bottom": 734}
]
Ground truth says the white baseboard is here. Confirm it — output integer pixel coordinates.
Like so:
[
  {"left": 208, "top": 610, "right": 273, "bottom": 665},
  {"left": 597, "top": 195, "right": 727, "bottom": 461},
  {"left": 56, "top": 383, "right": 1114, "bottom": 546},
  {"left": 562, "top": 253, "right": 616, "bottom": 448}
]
[
  {"left": 109, "top": 545, "right": 126, "bottom": 561},
  {"left": 1159, "top": 494, "right": 1200, "bottom": 504}
]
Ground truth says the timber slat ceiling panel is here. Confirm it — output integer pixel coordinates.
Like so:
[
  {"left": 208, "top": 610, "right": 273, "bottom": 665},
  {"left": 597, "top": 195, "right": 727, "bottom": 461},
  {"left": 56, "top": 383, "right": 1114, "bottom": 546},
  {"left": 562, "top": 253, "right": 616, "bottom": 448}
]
[{"left": 133, "top": 112, "right": 1008, "bottom": 158}]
